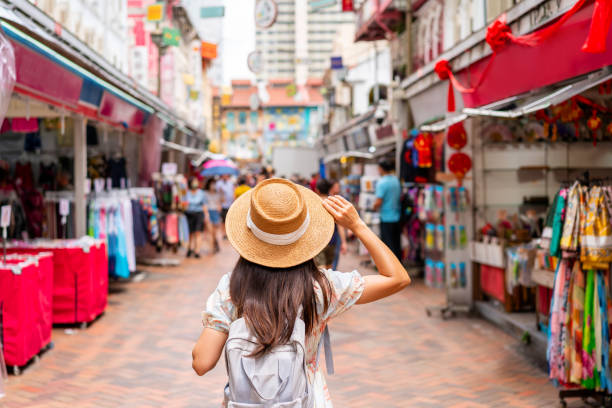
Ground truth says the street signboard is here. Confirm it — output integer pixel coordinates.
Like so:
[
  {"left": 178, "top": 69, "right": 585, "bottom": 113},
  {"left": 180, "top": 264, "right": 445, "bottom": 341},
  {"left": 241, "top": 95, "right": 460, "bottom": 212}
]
[
  {"left": 162, "top": 27, "right": 181, "bottom": 46},
  {"left": 147, "top": 3, "right": 164, "bottom": 22},
  {"left": 310, "top": 0, "right": 336, "bottom": 11},
  {"left": 342, "top": 0, "right": 354, "bottom": 11},
  {"left": 331, "top": 56, "right": 343, "bottom": 70},
  {"left": 201, "top": 42, "right": 218, "bottom": 59},
  {"left": 200, "top": 6, "right": 225, "bottom": 18}
]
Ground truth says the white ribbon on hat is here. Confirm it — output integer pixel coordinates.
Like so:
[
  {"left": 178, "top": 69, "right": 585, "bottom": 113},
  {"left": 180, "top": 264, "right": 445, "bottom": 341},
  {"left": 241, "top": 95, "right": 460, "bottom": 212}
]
[{"left": 246, "top": 209, "right": 310, "bottom": 246}]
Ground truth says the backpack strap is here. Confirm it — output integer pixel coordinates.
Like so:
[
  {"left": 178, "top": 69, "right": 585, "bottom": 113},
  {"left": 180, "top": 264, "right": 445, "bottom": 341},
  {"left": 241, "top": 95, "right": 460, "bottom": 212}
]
[{"left": 315, "top": 325, "right": 334, "bottom": 375}]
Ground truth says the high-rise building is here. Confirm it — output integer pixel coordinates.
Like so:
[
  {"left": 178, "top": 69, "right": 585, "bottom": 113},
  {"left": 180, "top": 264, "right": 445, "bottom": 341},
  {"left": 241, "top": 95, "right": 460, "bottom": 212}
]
[{"left": 255, "top": 0, "right": 354, "bottom": 84}]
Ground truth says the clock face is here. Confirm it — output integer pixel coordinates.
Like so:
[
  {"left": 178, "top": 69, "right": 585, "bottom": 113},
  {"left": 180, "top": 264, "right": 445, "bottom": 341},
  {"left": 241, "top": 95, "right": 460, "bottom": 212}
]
[
  {"left": 247, "top": 51, "right": 263, "bottom": 74},
  {"left": 254, "top": 0, "right": 278, "bottom": 28}
]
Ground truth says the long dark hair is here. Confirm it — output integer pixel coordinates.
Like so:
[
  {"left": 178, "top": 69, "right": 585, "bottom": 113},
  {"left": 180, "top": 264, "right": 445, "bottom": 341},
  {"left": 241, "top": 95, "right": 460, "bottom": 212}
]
[{"left": 229, "top": 257, "right": 332, "bottom": 356}]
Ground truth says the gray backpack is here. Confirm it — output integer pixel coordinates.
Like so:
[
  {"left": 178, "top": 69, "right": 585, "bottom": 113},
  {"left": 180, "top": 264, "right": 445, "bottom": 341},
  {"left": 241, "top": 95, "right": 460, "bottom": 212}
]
[{"left": 223, "top": 315, "right": 333, "bottom": 408}]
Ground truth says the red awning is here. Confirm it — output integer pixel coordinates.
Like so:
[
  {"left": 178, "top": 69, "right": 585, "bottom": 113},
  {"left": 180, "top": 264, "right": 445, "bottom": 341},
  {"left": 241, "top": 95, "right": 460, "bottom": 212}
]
[{"left": 457, "top": 3, "right": 612, "bottom": 108}]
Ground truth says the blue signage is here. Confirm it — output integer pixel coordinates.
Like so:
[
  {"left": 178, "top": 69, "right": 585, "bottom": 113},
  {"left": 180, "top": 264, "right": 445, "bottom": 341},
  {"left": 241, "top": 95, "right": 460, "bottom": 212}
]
[{"left": 331, "top": 56, "right": 343, "bottom": 70}]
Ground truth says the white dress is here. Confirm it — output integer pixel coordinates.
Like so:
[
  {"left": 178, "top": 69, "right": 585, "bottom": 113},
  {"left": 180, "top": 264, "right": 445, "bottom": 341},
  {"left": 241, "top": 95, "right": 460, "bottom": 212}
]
[{"left": 201, "top": 269, "right": 365, "bottom": 407}]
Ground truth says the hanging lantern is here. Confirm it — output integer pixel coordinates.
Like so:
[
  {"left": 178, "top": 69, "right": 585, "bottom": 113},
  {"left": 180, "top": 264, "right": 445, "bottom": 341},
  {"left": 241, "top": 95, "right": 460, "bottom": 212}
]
[
  {"left": 447, "top": 152, "right": 472, "bottom": 185},
  {"left": 447, "top": 121, "right": 467, "bottom": 150},
  {"left": 587, "top": 109, "right": 602, "bottom": 146},
  {"left": 606, "top": 121, "right": 612, "bottom": 138}
]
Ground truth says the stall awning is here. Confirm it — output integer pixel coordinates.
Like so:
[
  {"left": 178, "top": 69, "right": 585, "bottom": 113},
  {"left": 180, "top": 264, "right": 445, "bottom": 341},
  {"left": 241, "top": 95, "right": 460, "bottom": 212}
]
[
  {"left": 419, "top": 66, "right": 612, "bottom": 131},
  {"left": 463, "top": 67, "right": 612, "bottom": 118},
  {"left": 160, "top": 139, "right": 206, "bottom": 156},
  {"left": 456, "top": 3, "right": 612, "bottom": 109},
  {"left": 322, "top": 107, "right": 376, "bottom": 144},
  {"left": 323, "top": 150, "right": 374, "bottom": 164},
  {"left": 0, "top": 1, "right": 200, "bottom": 133}
]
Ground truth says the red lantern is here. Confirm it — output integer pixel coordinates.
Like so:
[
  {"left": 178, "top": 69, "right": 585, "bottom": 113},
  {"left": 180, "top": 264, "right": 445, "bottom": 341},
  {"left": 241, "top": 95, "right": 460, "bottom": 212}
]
[
  {"left": 448, "top": 152, "right": 472, "bottom": 184},
  {"left": 447, "top": 122, "right": 468, "bottom": 150},
  {"left": 587, "top": 109, "right": 602, "bottom": 146}
]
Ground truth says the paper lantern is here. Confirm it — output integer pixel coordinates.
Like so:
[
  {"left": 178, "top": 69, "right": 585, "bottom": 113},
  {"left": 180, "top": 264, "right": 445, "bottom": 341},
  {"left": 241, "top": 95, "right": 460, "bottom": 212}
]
[
  {"left": 447, "top": 152, "right": 472, "bottom": 183},
  {"left": 447, "top": 122, "right": 467, "bottom": 150}
]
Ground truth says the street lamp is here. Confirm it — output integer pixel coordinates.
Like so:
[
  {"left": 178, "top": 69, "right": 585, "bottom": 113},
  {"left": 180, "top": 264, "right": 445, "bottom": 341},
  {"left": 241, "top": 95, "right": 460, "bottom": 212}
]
[{"left": 150, "top": 29, "right": 169, "bottom": 98}]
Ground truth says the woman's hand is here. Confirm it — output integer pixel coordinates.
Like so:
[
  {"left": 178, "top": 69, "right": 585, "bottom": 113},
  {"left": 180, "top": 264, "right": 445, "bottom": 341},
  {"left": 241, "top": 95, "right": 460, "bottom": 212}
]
[{"left": 322, "top": 195, "right": 364, "bottom": 232}]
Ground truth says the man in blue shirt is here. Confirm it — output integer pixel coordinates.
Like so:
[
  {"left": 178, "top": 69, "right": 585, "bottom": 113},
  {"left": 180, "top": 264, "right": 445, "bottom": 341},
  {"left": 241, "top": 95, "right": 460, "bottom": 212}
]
[{"left": 374, "top": 159, "right": 402, "bottom": 260}]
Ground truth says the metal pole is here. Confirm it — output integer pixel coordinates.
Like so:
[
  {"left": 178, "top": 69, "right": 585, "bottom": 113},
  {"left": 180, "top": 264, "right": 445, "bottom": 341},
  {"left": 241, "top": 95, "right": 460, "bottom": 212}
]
[
  {"left": 73, "top": 116, "right": 87, "bottom": 238},
  {"left": 374, "top": 42, "right": 379, "bottom": 104}
]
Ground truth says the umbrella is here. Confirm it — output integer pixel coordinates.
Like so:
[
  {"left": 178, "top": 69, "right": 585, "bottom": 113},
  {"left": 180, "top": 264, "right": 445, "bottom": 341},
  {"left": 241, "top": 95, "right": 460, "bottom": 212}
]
[{"left": 201, "top": 159, "right": 239, "bottom": 177}]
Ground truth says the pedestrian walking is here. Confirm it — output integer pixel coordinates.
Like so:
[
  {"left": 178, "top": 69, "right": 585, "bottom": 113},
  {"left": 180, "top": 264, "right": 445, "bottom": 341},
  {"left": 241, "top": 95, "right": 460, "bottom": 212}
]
[
  {"left": 234, "top": 176, "right": 251, "bottom": 199},
  {"left": 373, "top": 159, "right": 402, "bottom": 261},
  {"left": 185, "top": 178, "right": 209, "bottom": 258},
  {"left": 217, "top": 174, "right": 235, "bottom": 238},
  {"left": 192, "top": 178, "right": 411, "bottom": 407},
  {"left": 314, "top": 178, "right": 347, "bottom": 270},
  {"left": 204, "top": 178, "right": 222, "bottom": 254}
]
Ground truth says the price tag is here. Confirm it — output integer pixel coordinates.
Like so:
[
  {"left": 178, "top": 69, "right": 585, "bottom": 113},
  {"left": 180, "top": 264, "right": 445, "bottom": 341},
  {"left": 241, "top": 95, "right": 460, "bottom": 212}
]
[
  {"left": 94, "top": 178, "right": 105, "bottom": 193},
  {"left": 59, "top": 199, "right": 70, "bottom": 216},
  {"left": 1, "top": 205, "right": 11, "bottom": 228},
  {"left": 162, "top": 162, "right": 177, "bottom": 176},
  {"left": 85, "top": 178, "right": 91, "bottom": 195},
  {"left": 106, "top": 178, "right": 112, "bottom": 191}
]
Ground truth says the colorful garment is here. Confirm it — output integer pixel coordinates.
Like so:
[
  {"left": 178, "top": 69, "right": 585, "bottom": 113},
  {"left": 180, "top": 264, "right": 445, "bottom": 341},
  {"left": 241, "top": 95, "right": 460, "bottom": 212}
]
[
  {"left": 202, "top": 269, "right": 365, "bottom": 408},
  {"left": 580, "top": 186, "right": 612, "bottom": 270},
  {"left": 569, "top": 263, "right": 585, "bottom": 384},
  {"left": 550, "top": 189, "right": 567, "bottom": 258},
  {"left": 549, "top": 260, "right": 570, "bottom": 382},
  {"left": 560, "top": 182, "right": 581, "bottom": 254},
  {"left": 582, "top": 269, "right": 597, "bottom": 389}
]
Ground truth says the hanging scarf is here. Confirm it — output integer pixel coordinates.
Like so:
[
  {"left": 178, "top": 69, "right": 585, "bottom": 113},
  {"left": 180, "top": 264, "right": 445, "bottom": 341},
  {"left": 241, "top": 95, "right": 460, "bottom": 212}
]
[
  {"left": 569, "top": 263, "right": 586, "bottom": 384},
  {"left": 560, "top": 182, "right": 582, "bottom": 254},
  {"left": 582, "top": 269, "right": 597, "bottom": 389},
  {"left": 580, "top": 186, "right": 612, "bottom": 270}
]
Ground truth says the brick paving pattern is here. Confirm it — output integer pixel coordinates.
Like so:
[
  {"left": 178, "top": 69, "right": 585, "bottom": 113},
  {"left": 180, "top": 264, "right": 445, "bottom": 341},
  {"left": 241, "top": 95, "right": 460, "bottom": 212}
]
[{"left": 2, "top": 242, "right": 570, "bottom": 407}]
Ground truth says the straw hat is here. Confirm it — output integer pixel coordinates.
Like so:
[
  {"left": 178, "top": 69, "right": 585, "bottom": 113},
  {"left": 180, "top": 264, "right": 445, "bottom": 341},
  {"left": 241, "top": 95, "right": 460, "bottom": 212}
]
[{"left": 226, "top": 178, "right": 334, "bottom": 268}]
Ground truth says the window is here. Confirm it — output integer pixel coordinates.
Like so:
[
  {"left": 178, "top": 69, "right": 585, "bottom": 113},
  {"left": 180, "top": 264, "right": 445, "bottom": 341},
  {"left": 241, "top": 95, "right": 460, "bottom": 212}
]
[
  {"left": 239, "top": 111, "right": 247, "bottom": 125},
  {"left": 251, "top": 112, "right": 259, "bottom": 125}
]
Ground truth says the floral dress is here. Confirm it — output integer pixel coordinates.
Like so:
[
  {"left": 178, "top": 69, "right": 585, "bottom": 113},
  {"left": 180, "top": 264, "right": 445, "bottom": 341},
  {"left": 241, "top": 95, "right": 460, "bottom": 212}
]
[{"left": 202, "top": 269, "right": 365, "bottom": 407}]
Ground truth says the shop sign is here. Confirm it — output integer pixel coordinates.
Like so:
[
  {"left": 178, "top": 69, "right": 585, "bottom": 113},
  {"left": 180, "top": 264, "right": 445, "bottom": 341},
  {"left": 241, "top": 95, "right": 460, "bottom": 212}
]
[
  {"left": 147, "top": 3, "right": 164, "bottom": 22},
  {"left": 255, "top": 0, "right": 278, "bottom": 29},
  {"left": 330, "top": 56, "right": 343, "bottom": 70},
  {"left": 310, "top": 0, "right": 336, "bottom": 11},
  {"left": 162, "top": 162, "right": 178, "bottom": 176},
  {"left": 200, "top": 6, "right": 225, "bottom": 18},
  {"left": 375, "top": 124, "right": 394, "bottom": 140},
  {"left": 130, "top": 46, "right": 148, "bottom": 87},
  {"left": 201, "top": 42, "right": 218, "bottom": 59},
  {"left": 162, "top": 28, "right": 181, "bottom": 47}
]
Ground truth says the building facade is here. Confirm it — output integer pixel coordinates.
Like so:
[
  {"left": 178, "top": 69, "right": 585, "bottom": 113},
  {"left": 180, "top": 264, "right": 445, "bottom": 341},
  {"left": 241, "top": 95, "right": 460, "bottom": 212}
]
[
  {"left": 255, "top": 0, "right": 354, "bottom": 84},
  {"left": 32, "top": 0, "right": 130, "bottom": 74}
]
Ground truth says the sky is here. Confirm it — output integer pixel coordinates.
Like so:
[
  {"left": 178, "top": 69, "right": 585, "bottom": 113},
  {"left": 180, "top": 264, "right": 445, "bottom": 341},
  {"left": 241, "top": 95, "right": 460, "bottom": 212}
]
[{"left": 222, "top": 0, "right": 255, "bottom": 84}]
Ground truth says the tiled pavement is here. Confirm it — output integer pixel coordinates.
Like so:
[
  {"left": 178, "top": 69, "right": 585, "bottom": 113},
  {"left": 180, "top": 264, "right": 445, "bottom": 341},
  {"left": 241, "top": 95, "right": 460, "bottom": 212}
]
[{"left": 2, "top": 241, "right": 570, "bottom": 407}]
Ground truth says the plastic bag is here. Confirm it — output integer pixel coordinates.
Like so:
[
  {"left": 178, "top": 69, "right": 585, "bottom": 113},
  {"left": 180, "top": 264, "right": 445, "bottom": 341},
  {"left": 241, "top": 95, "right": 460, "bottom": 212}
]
[{"left": 0, "top": 28, "right": 16, "bottom": 125}]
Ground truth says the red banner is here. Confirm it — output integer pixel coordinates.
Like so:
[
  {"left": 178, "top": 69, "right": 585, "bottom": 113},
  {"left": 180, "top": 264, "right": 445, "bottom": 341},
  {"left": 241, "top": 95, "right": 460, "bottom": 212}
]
[{"left": 459, "top": 3, "right": 612, "bottom": 108}]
